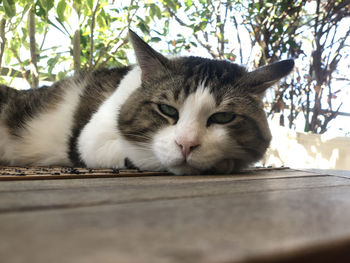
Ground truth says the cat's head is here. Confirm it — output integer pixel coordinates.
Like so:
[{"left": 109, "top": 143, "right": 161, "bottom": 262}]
[{"left": 118, "top": 30, "right": 294, "bottom": 175}]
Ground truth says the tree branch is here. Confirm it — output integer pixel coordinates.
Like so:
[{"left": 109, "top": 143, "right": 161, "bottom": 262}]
[
  {"left": 0, "top": 18, "right": 6, "bottom": 69},
  {"left": 89, "top": 0, "right": 100, "bottom": 69},
  {"left": 99, "top": 39, "right": 128, "bottom": 68},
  {"left": 28, "top": 5, "right": 39, "bottom": 89},
  {"left": 95, "top": 26, "right": 128, "bottom": 67},
  {"left": 73, "top": 29, "right": 81, "bottom": 74},
  {"left": 232, "top": 16, "right": 243, "bottom": 64},
  {"left": 165, "top": 6, "right": 219, "bottom": 59},
  {"left": 0, "top": 67, "right": 56, "bottom": 82},
  {"left": 9, "top": 47, "right": 29, "bottom": 83},
  {"left": 126, "top": 0, "right": 135, "bottom": 24}
]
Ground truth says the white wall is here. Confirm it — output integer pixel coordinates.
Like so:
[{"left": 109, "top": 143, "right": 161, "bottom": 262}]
[{"left": 264, "top": 122, "right": 350, "bottom": 170}]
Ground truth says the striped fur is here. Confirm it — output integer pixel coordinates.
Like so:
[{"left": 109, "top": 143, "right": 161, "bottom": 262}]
[{"left": 0, "top": 30, "right": 294, "bottom": 174}]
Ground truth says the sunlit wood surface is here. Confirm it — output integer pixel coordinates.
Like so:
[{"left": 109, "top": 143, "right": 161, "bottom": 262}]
[{"left": 1, "top": 167, "right": 350, "bottom": 263}]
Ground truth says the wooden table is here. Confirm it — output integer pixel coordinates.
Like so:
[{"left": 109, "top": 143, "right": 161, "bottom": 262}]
[{"left": 1, "top": 167, "right": 350, "bottom": 263}]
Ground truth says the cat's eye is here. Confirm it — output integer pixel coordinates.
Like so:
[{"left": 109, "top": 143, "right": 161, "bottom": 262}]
[
  {"left": 157, "top": 104, "right": 178, "bottom": 119},
  {"left": 207, "top": 112, "right": 236, "bottom": 126}
]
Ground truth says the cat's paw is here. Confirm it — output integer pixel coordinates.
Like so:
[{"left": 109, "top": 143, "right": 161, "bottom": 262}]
[{"left": 211, "top": 159, "right": 236, "bottom": 174}]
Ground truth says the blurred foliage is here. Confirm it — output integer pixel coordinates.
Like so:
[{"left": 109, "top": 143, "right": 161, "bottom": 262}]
[
  {"left": 0, "top": 0, "right": 349, "bottom": 133},
  {"left": 0, "top": 0, "right": 149, "bottom": 84}
]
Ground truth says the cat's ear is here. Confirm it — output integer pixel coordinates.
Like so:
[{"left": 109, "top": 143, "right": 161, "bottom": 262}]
[
  {"left": 128, "top": 29, "right": 169, "bottom": 81},
  {"left": 245, "top": 59, "right": 294, "bottom": 95}
]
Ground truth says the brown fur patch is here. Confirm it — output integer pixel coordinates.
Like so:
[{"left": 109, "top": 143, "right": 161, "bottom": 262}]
[{"left": 0, "top": 83, "right": 64, "bottom": 137}]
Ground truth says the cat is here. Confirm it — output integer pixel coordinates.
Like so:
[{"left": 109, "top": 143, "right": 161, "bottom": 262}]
[{"left": 0, "top": 30, "right": 294, "bottom": 175}]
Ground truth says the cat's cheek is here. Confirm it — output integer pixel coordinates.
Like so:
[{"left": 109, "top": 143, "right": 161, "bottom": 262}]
[
  {"left": 152, "top": 126, "right": 183, "bottom": 167},
  {"left": 190, "top": 127, "right": 231, "bottom": 167}
]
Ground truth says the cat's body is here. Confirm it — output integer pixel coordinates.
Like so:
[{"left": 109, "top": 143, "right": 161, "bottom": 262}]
[
  {"left": 0, "top": 66, "right": 131, "bottom": 167},
  {"left": 0, "top": 31, "right": 294, "bottom": 175}
]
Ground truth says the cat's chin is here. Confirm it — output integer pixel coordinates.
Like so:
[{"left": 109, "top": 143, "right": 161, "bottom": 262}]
[
  {"left": 167, "top": 164, "right": 202, "bottom": 175},
  {"left": 167, "top": 159, "right": 237, "bottom": 175}
]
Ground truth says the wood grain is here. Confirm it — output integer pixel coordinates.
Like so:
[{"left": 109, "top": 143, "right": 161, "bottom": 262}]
[
  {"left": 1, "top": 168, "right": 350, "bottom": 263},
  {"left": 0, "top": 166, "right": 171, "bottom": 180}
]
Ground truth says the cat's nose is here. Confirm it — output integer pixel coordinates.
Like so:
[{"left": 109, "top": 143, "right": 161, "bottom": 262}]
[{"left": 175, "top": 139, "right": 200, "bottom": 160}]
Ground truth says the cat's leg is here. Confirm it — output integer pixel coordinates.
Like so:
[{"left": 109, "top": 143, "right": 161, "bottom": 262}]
[{"left": 78, "top": 135, "right": 128, "bottom": 169}]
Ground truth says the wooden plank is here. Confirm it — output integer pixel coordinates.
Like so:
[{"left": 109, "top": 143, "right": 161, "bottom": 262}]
[
  {"left": 306, "top": 169, "right": 350, "bottom": 179},
  {"left": 0, "top": 166, "right": 288, "bottom": 181},
  {"left": 0, "top": 166, "right": 289, "bottom": 181},
  {"left": 0, "top": 166, "right": 170, "bottom": 181},
  {"left": 0, "top": 173, "right": 349, "bottom": 213},
  {"left": 0, "top": 168, "right": 322, "bottom": 193},
  {"left": 0, "top": 166, "right": 319, "bottom": 183},
  {"left": 1, "top": 184, "right": 350, "bottom": 263},
  {"left": 235, "top": 237, "right": 350, "bottom": 263}
]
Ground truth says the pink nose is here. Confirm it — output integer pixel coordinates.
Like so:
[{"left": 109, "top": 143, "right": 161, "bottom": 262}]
[{"left": 175, "top": 139, "right": 200, "bottom": 159}]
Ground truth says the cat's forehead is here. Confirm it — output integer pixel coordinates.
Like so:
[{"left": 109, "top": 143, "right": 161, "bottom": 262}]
[
  {"left": 179, "top": 56, "right": 246, "bottom": 85},
  {"left": 173, "top": 57, "right": 247, "bottom": 104},
  {"left": 145, "top": 57, "right": 249, "bottom": 106},
  {"left": 180, "top": 83, "right": 216, "bottom": 117}
]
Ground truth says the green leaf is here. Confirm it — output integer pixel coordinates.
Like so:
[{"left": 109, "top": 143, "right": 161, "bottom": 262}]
[
  {"left": 164, "top": 0, "right": 177, "bottom": 11},
  {"left": 185, "top": 0, "right": 192, "bottom": 8},
  {"left": 100, "top": 8, "right": 110, "bottom": 26},
  {"left": 149, "top": 4, "right": 162, "bottom": 20},
  {"left": 154, "top": 4, "right": 162, "bottom": 19},
  {"left": 287, "top": 39, "right": 299, "bottom": 49},
  {"left": 149, "top": 4, "right": 155, "bottom": 18},
  {"left": 73, "top": 0, "right": 82, "bottom": 16},
  {"left": 97, "top": 14, "right": 106, "bottom": 28},
  {"left": 21, "top": 27, "right": 28, "bottom": 40},
  {"left": 0, "top": 76, "right": 6, "bottom": 85},
  {"left": 3, "top": 0, "right": 16, "bottom": 18},
  {"left": 57, "top": 0, "right": 66, "bottom": 22},
  {"left": 151, "top": 37, "right": 161, "bottom": 42},
  {"left": 36, "top": 1, "right": 47, "bottom": 18},
  {"left": 39, "top": 0, "right": 54, "bottom": 12},
  {"left": 87, "top": 0, "right": 94, "bottom": 11},
  {"left": 5, "top": 50, "right": 12, "bottom": 65},
  {"left": 47, "top": 55, "right": 60, "bottom": 74},
  {"left": 138, "top": 22, "right": 149, "bottom": 34},
  {"left": 49, "top": 17, "right": 70, "bottom": 36},
  {"left": 57, "top": 71, "right": 66, "bottom": 80}
]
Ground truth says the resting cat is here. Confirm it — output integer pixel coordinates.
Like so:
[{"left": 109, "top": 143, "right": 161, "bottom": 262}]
[{"left": 0, "top": 30, "right": 294, "bottom": 175}]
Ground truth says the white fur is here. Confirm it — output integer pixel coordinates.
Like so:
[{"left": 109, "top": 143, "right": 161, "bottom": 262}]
[
  {"left": 0, "top": 79, "right": 84, "bottom": 166},
  {"left": 77, "top": 66, "right": 143, "bottom": 168},
  {"left": 120, "top": 139, "right": 164, "bottom": 171}
]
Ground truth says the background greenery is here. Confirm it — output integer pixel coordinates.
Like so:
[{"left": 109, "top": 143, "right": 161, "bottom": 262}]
[{"left": 0, "top": 0, "right": 349, "bottom": 134}]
